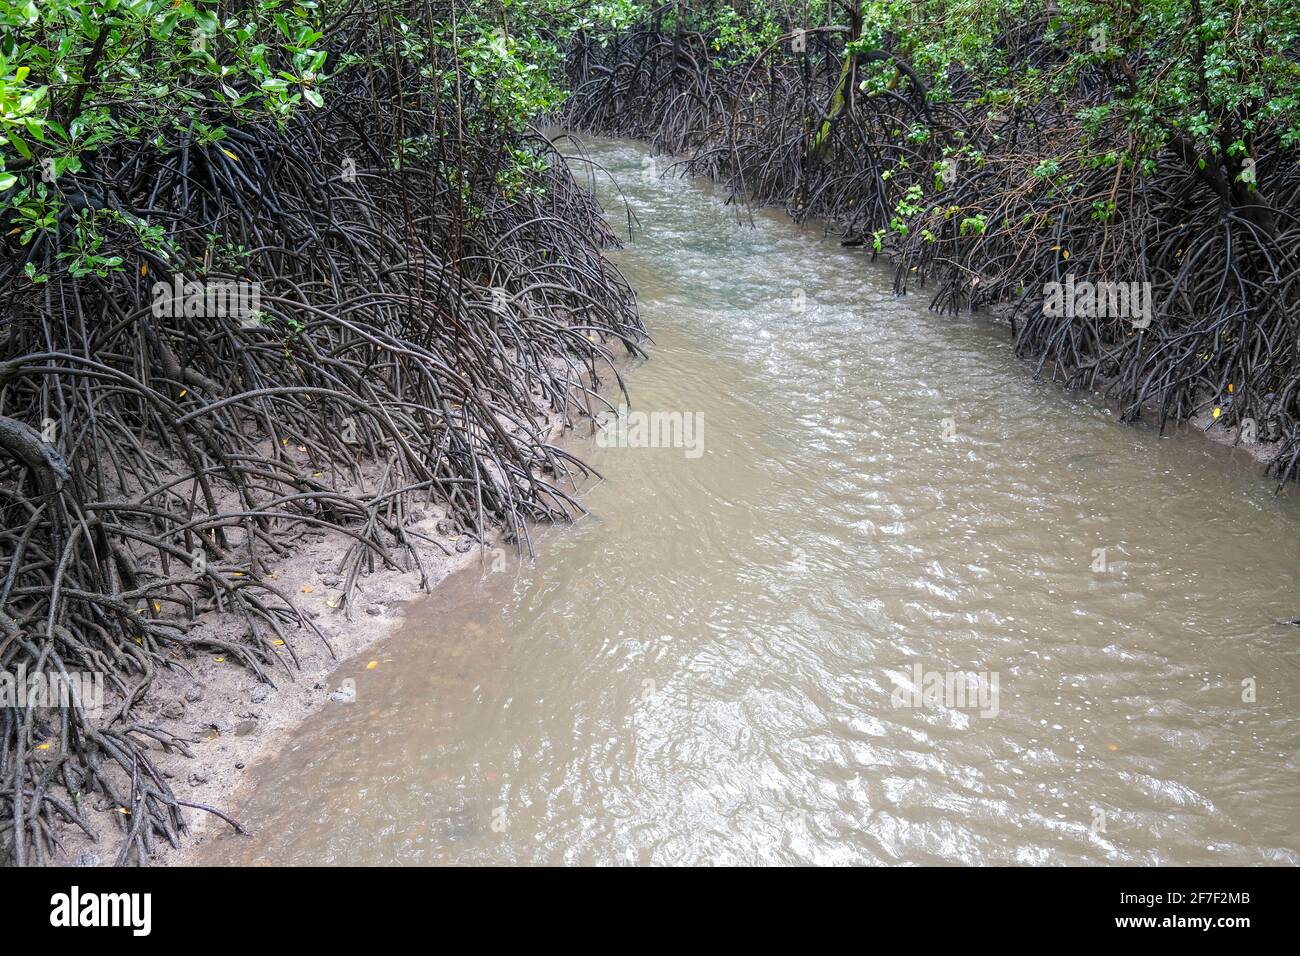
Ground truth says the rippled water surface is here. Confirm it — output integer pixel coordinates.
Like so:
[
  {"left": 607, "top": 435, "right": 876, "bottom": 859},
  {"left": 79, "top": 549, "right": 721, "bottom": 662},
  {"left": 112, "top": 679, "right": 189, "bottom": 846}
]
[{"left": 200, "top": 138, "right": 1300, "bottom": 866}]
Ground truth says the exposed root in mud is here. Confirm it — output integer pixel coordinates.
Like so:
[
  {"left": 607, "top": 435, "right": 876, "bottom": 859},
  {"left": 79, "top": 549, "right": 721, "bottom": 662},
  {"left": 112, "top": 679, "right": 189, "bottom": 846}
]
[
  {"left": 561, "top": 10, "right": 1300, "bottom": 479},
  {"left": 1, "top": 8, "right": 644, "bottom": 865}
]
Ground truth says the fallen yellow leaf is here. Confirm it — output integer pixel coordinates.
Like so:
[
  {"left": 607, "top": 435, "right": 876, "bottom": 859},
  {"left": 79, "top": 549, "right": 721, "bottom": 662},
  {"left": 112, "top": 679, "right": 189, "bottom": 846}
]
[
  {"left": 302, "top": 585, "right": 314, "bottom": 593},
  {"left": 1213, "top": 407, "right": 1222, "bottom": 419},
  {"left": 221, "top": 148, "right": 239, "bottom": 162},
  {"left": 366, "top": 660, "right": 378, "bottom": 670},
  {"left": 37, "top": 742, "right": 50, "bottom": 750},
  {"left": 214, "top": 657, "right": 225, "bottom": 663}
]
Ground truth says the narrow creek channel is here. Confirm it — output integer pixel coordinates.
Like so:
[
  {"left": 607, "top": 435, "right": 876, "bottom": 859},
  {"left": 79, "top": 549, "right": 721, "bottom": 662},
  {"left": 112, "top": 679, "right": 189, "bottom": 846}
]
[{"left": 198, "top": 137, "right": 1300, "bottom": 866}]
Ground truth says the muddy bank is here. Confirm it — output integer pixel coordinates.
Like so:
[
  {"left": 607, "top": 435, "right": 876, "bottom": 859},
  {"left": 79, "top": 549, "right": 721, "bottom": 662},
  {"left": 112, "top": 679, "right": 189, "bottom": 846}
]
[
  {"left": 52, "top": 407, "right": 616, "bottom": 866},
  {"left": 61, "top": 508, "right": 488, "bottom": 867},
  {"left": 47, "top": 330, "right": 636, "bottom": 867},
  {"left": 24, "top": 366, "right": 630, "bottom": 868}
]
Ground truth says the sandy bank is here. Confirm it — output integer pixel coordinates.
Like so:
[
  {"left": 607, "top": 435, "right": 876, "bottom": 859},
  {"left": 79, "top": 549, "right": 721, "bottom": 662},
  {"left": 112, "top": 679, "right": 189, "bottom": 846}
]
[{"left": 46, "top": 501, "right": 499, "bottom": 867}]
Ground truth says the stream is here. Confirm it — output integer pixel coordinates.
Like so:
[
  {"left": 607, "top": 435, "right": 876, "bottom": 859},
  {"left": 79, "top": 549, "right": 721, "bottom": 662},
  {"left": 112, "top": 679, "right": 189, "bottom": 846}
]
[{"left": 197, "top": 137, "right": 1300, "bottom": 866}]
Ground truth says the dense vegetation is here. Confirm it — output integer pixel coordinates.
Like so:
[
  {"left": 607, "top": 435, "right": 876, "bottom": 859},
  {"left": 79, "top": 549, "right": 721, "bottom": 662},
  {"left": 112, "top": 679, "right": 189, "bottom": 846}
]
[{"left": 564, "top": 0, "right": 1300, "bottom": 471}]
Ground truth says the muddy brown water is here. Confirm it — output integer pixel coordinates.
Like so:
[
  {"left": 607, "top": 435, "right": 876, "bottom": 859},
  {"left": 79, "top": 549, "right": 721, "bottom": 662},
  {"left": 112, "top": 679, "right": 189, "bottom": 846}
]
[{"left": 198, "top": 138, "right": 1300, "bottom": 866}]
